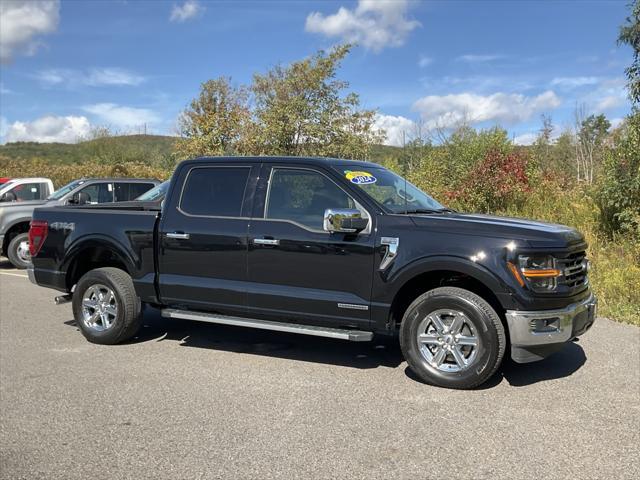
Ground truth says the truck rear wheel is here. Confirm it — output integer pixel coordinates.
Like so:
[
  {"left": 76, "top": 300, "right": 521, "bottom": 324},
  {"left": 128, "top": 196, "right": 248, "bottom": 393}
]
[
  {"left": 7, "top": 232, "right": 30, "bottom": 269},
  {"left": 72, "top": 267, "right": 142, "bottom": 345},
  {"left": 400, "top": 286, "right": 505, "bottom": 389}
]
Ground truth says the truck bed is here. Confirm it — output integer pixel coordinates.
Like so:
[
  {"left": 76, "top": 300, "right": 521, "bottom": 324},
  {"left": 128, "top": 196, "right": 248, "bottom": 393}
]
[{"left": 30, "top": 204, "right": 160, "bottom": 300}]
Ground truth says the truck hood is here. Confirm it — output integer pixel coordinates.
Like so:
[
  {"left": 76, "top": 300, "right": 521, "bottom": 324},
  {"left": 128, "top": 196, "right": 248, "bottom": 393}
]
[{"left": 409, "top": 212, "right": 585, "bottom": 249}]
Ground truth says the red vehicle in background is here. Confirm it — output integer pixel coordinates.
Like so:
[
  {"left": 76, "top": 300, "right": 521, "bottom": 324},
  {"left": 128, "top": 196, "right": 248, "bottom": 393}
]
[{"left": 0, "top": 178, "right": 11, "bottom": 185}]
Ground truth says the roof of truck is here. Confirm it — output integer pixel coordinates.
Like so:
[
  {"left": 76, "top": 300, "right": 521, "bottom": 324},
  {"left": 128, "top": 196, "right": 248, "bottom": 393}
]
[{"left": 188, "top": 156, "right": 380, "bottom": 168}]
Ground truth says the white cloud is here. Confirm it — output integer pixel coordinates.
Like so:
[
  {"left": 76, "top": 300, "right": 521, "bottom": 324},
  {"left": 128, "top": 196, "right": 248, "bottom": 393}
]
[
  {"left": 85, "top": 68, "right": 146, "bottom": 86},
  {"left": 513, "top": 132, "right": 538, "bottom": 146},
  {"left": 418, "top": 55, "right": 432, "bottom": 68},
  {"left": 0, "top": 0, "right": 60, "bottom": 64},
  {"left": 83, "top": 103, "right": 159, "bottom": 128},
  {"left": 413, "top": 90, "right": 562, "bottom": 129},
  {"left": 595, "top": 95, "right": 625, "bottom": 111},
  {"left": 3, "top": 115, "right": 91, "bottom": 143},
  {"left": 373, "top": 114, "right": 416, "bottom": 146},
  {"left": 456, "top": 54, "right": 504, "bottom": 63},
  {"left": 36, "top": 67, "right": 146, "bottom": 87},
  {"left": 550, "top": 76, "right": 599, "bottom": 88},
  {"left": 586, "top": 78, "right": 628, "bottom": 112},
  {"left": 170, "top": 0, "right": 204, "bottom": 23},
  {"left": 305, "top": 0, "right": 420, "bottom": 52}
]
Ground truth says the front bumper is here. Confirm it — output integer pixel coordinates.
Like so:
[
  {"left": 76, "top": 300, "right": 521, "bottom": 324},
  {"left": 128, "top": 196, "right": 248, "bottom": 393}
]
[{"left": 506, "top": 293, "right": 597, "bottom": 363}]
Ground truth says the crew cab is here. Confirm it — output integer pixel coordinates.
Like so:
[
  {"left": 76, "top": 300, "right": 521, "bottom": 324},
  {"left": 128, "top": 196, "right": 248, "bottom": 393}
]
[
  {"left": 0, "top": 177, "right": 159, "bottom": 269},
  {"left": 28, "top": 157, "right": 596, "bottom": 389}
]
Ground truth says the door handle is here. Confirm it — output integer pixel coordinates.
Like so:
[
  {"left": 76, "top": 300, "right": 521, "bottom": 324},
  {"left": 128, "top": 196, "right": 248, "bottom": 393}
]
[
  {"left": 253, "top": 238, "right": 280, "bottom": 246},
  {"left": 166, "top": 232, "right": 190, "bottom": 240}
]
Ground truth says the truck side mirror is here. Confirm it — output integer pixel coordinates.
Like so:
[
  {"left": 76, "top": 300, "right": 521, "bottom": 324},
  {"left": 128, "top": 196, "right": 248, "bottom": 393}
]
[
  {"left": 71, "top": 192, "right": 90, "bottom": 205},
  {"left": 0, "top": 191, "right": 16, "bottom": 202},
  {"left": 323, "top": 208, "right": 368, "bottom": 234}
]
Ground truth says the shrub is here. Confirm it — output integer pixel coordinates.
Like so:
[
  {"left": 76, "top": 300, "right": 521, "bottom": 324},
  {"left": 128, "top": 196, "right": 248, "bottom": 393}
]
[
  {"left": 0, "top": 156, "right": 171, "bottom": 189},
  {"left": 445, "top": 149, "right": 532, "bottom": 212},
  {"left": 593, "top": 113, "right": 640, "bottom": 241}
]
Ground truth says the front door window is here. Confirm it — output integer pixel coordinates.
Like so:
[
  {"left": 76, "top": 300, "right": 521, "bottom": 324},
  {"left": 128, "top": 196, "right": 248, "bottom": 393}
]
[{"left": 265, "top": 168, "right": 357, "bottom": 231}]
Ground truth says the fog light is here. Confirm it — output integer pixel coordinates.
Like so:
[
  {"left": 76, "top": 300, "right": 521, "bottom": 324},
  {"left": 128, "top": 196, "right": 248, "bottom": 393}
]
[{"left": 530, "top": 317, "right": 560, "bottom": 333}]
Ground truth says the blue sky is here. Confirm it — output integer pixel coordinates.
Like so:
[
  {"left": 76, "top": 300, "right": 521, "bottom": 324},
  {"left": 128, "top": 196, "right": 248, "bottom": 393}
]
[{"left": 0, "top": 0, "right": 633, "bottom": 146}]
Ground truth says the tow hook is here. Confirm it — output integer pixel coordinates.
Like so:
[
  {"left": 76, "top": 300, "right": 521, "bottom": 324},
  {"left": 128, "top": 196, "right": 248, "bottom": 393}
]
[{"left": 54, "top": 294, "right": 73, "bottom": 305}]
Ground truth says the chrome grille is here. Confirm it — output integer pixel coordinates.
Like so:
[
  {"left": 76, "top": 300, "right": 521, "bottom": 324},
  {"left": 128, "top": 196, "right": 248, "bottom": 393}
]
[{"left": 558, "top": 251, "right": 588, "bottom": 289}]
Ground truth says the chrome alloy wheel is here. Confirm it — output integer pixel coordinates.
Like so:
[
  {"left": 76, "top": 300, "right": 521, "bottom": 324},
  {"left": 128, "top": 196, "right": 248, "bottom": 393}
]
[
  {"left": 81, "top": 284, "right": 118, "bottom": 332},
  {"left": 416, "top": 309, "right": 480, "bottom": 372},
  {"left": 16, "top": 240, "right": 30, "bottom": 263}
]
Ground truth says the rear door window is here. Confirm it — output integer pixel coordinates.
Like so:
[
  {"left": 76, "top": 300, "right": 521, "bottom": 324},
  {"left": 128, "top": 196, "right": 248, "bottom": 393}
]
[
  {"left": 115, "top": 182, "right": 155, "bottom": 201},
  {"left": 126, "top": 183, "right": 155, "bottom": 200},
  {"left": 78, "top": 183, "right": 114, "bottom": 204},
  {"left": 180, "top": 167, "right": 251, "bottom": 217},
  {"left": 114, "top": 183, "right": 130, "bottom": 202}
]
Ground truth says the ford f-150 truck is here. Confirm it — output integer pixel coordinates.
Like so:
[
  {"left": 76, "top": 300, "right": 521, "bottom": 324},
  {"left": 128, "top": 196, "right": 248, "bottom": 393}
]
[{"left": 28, "top": 157, "right": 596, "bottom": 389}]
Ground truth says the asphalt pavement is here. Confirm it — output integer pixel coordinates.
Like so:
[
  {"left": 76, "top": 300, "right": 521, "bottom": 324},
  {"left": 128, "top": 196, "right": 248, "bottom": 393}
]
[{"left": 0, "top": 259, "right": 638, "bottom": 479}]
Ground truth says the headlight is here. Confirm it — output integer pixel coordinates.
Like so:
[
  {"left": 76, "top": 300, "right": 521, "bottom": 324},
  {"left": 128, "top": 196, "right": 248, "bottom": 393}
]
[{"left": 509, "top": 255, "right": 561, "bottom": 291}]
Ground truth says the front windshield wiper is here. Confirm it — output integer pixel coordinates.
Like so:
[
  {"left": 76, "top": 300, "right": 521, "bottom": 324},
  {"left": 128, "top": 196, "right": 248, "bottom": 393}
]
[{"left": 400, "top": 208, "right": 456, "bottom": 214}]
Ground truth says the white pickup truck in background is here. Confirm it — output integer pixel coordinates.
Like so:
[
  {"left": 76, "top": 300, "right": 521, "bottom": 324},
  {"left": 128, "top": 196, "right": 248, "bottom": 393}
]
[{"left": 0, "top": 178, "right": 54, "bottom": 203}]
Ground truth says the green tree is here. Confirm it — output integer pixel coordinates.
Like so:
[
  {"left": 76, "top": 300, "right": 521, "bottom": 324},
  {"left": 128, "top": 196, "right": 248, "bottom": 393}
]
[
  {"left": 250, "top": 45, "right": 383, "bottom": 159},
  {"left": 175, "top": 77, "right": 251, "bottom": 158},
  {"left": 594, "top": 112, "right": 640, "bottom": 239},
  {"left": 533, "top": 114, "right": 554, "bottom": 172},
  {"left": 619, "top": 0, "right": 640, "bottom": 105},
  {"left": 440, "top": 125, "right": 512, "bottom": 182},
  {"left": 576, "top": 112, "right": 611, "bottom": 183},
  {"left": 551, "top": 129, "right": 577, "bottom": 182}
]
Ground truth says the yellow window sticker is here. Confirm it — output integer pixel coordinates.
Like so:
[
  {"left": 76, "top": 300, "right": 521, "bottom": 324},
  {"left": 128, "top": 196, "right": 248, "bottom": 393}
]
[{"left": 345, "top": 170, "right": 377, "bottom": 185}]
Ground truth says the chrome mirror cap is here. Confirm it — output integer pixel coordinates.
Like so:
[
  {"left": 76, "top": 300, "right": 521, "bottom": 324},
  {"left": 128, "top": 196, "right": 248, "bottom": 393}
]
[{"left": 323, "top": 208, "right": 368, "bottom": 233}]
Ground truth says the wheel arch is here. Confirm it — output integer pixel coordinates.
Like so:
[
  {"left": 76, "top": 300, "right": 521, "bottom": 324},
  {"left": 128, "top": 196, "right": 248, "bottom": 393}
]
[
  {"left": 63, "top": 236, "right": 135, "bottom": 290},
  {"left": 2, "top": 219, "right": 31, "bottom": 254},
  {"left": 386, "top": 256, "right": 510, "bottom": 332}
]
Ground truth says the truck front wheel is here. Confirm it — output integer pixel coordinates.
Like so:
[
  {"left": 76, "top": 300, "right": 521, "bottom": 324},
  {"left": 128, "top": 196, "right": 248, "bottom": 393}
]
[
  {"left": 7, "top": 232, "right": 31, "bottom": 269},
  {"left": 72, "top": 267, "right": 142, "bottom": 345},
  {"left": 400, "top": 287, "right": 505, "bottom": 389}
]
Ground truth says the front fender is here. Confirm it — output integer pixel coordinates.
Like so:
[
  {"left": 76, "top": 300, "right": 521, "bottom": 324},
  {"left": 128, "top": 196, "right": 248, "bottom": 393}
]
[
  {"left": 369, "top": 254, "right": 518, "bottom": 331},
  {"left": 386, "top": 255, "right": 513, "bottom": 302},
  {"left": 2, "top": 216, "right": 32, "bottom": 236}
]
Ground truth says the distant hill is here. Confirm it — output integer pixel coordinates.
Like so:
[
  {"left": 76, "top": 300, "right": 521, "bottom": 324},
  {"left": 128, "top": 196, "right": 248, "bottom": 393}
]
[
  {"left": 0, "top": 134, "right": 403, "bottom": 165},
  {"left": 0, "top": 135, "right": 176, "bottom": 164}
]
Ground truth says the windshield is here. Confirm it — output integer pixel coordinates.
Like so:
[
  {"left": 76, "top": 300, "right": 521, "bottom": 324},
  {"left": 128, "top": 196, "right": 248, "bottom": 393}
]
[
  {"left": 335, "top": 166, "right": 446, "bottom": 214},
  {"left": 136, "top": 180, "right": 169, "bottom": 201},
  {"left": 47, "top": 180, "right": 85, "bottom": 200}
]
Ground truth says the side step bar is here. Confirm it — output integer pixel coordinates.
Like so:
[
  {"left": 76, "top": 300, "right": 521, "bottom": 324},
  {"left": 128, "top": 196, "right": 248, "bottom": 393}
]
[{"left": 161, "top": 308, "right": 374, "bottom": 342}]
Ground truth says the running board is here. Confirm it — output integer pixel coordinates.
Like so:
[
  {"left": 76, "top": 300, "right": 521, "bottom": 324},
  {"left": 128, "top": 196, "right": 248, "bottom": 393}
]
[{"left": 161, "top": 309, "right": 374, "bottom": 342}]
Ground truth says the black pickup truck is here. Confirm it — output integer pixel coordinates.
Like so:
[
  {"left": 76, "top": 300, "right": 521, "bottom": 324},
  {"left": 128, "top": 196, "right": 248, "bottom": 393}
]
[{"left": 28, "top": 157, "right": 596, "bottom": 389}]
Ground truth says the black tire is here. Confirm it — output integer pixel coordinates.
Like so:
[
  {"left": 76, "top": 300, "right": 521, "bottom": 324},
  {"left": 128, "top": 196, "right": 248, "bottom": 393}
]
[
  {"left": 7, "top": 232, "right": 30, "bottom": 269},
  {"left": 400, "top": 286, "right": 505, "bottom": 389},
  {"left": 72, "top": 267, "right": 142, "bottom": 345}
]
